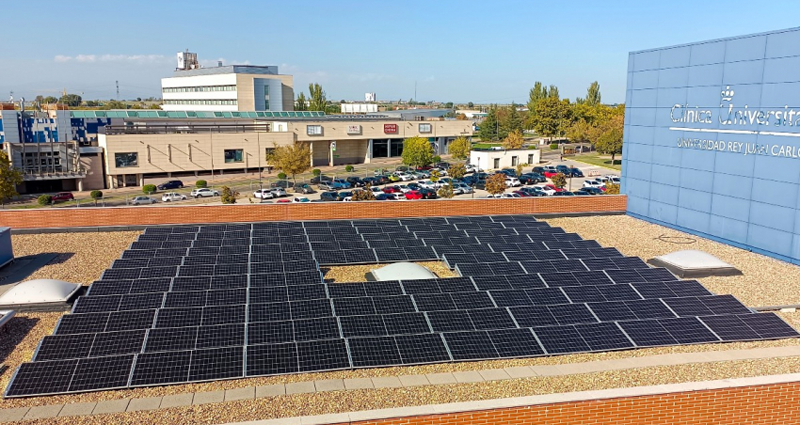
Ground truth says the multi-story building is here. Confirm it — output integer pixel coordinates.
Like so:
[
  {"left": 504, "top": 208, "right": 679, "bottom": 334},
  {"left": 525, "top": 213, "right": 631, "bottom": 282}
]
[{"left": 160, "top": 51, "right": 294, "bottom": 112}]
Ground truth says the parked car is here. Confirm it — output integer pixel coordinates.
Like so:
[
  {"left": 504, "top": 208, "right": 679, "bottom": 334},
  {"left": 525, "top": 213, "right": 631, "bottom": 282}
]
[
  {"left": 501, "top": 193, "right": 521, "bottom": 198},
  {"left": 418, "top": 188, "right": 438, "bottom": 199},
  {"left": 320, "top": 192, "right": 339, "bottom": 202},
  {"left": 519, "top": 173, "right": 547, "bottom": 184},
  {"left": 519, "top": 187, "right": 545, "bottom": 196},
  {"left": 375, "top": 193, "right": 398, "bottom": 200},
  {"left": 383, "top": 185, "right": 402, "bottom": 194},
  {"left": 51, "top": 192, "right": 74, "bottom": 202},
  {"left": 556, "top": 165, "right": 571, "bottom": 175},
  {"left": 513, "top": 190, "right": 532, "bottom": 197},
  {"left": 417, "top": 180, "right": 438, "bottom": 190},
  {"left": 331, "top": 179, "right": 351, "bottom": 189},
  {"left": 497, "top": 169, "right": 516, "bottom": 177},
  {"left": 374, "top": 175, "right": 391, "bottom": 185},
  {"left": 544, "top": 170, "right": 562, "bottom": 178},
  {"left": 346, "top": 177, "right": 365, "bottom": 188},
  {"left": 406, "top": 182, "right": 421, "bottom": 191},
  {"left": 311, "top": 175, "right": 332, "bottom": 184},
  {"left": 190, "top": 188, "right": 219, "bottom": 198},
  {"left": 553, "top": 191, "right": 575, "bottom": 196},
  {"left": 397, "top": 185, "right": 413, "bottom": 193},
  {"left": 387, "top": 174, "right": 402, "bottom": 183},
  {"left": 394, "top": 171, "right": 415, "bottom": 181},
  {"left": 583, "top": 187, "right": 605, "bottom": 195},
  {"left": 271, "top": 180, "right": 294, "bottom": 188},
  {"left": 336, "top": 191, "right": 353, "bottom": 201},
  {"left": 369, "top": 186, "right": 384, "bottom": 195},
  {"left": 253, "top": 189, "right": 274, "bottom": 199},
  {"left": 270, "top": 188, "right": 288, "bottom": 197},
  {"left": 405, "top": 190, "right": 423, "bottom": 200},
  {"left": 361, "top": 177, "right": 380, "bottom": 187},
  {"left": 532, "top": 166, "right": 546, "bottom": 174},
  {"left": 296, "top": 183, "right": 315, "bottom": 194},
  {"left": 583, "top": 180, "right": 606, "bottom": 190},
  {"left": 157, "top": 180, "right": 184, "bottom": 190},
  {"left": 132, "top": 196, "right": 157, "bottom": 205},
  {"left": 161, "top": 192, "right": 186, "bottom": 202},
  {"left": 454, "top": 183, "right": 473, "bottom": 194},
  {"left": 318, "top": 182, "right": 336, "bottom": 191},
  {"left": 505, "top": 177, "right": 522, "bottom": 187},
  {"left": 569, "top": 167, "right": 584, "bottom": 177},
  {"left": 292, "top": 197, "right": 310, "bottom": 203},
  {"left": 540, "top": 184, "right": 563, "bottom": 196},
  {"left": 573, "top": 189, "right": 592, "bottom": 196},
  {"left": 435, "top": 162, "right": 451, "bottom": 169}
]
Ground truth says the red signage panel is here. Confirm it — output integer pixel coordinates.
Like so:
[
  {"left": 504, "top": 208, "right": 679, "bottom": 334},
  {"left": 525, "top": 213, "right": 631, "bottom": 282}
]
[{"left": 384, "top": 124, "right": 398, "bottom": 134}]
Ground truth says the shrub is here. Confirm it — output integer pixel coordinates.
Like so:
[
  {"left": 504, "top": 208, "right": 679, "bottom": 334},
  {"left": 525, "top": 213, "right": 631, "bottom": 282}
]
[
  {"left": 142, "top": 184, "right": 157, "bottom": 194},
  {"left": 345, "top": 165, "right": 354, "bottom": 172},
  {"left": 195, "top": 180, "right": 208, "bottom": 188},
  {"left": 549, "top": 143, "right": 559, "bottom": 150},
  {"left": 277, "top": 172, "right": 287, "bottom": 180},
  {"left": 352, "top": 187, "right": 376, "bottom": 201},
  {"left": 437, "top": 183, "right": 454, "bottom": 199},
  {"left": 90, "top": 190, "right": 103, "bottom": 206},
  {"left": 551, "top": 173, "right": 567, "bottom": 188},
  {"left": 485, "top": 174, "right": 507, "bottom": 196},
  {"left": 37, "top": 195, "right": 52, "bottom": 206},
  {"left": 221, "top": 186, "right": 238, "bottom": 204},
  {"left": 312, "top": 168, "right": 321, "bottom": 176},
  {"left": 605, "top": 183, "right": 620, "bottom": 194},
  {"left": 433, "top": 155, "right": 442, "bottom": 164}
]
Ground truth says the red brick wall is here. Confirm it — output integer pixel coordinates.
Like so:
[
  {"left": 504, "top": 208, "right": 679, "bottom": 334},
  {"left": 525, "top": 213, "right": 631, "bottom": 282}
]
[
  {"left": 0, "top": 196, "right": 626, "bottom": 229},
  {"left": 353, "top": 380, "right": 800, "bottom": 425}
]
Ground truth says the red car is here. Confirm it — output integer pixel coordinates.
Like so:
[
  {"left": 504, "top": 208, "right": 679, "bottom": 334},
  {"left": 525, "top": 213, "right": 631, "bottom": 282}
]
[
  {"left": 543, "top": 184, "right": 564, "bottom": 193},
  {"left": 383, "top": 185, "right": 402, "bottom": 194},
  {"left": 405, "top": 190, "right": 423, "bottom": 200},
  {"left": 543, "top": 170, "right": 561, "bottom": 178},
  {"left": 512, "top": 190, "right": 532, "bottom": 197},
  {"left": 51, "top": 192, "right": 74, "bottom": 202}
]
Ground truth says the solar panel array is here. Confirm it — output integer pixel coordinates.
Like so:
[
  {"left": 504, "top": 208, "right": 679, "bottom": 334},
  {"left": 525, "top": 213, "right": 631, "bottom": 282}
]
[{"left": 6, "top": 215, "right": 799, "bottom": 397}]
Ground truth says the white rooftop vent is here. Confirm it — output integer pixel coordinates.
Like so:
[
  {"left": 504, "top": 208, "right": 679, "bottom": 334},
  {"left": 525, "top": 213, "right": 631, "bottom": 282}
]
[
  {"left": 647, "top": 250, "right": 742, "bottom": 278},
  {"left": 0, "top": 279, "right": 81, "bottom": 306},
  {"left": 367, "top": 262, "right": 437, "bottom": 281}
]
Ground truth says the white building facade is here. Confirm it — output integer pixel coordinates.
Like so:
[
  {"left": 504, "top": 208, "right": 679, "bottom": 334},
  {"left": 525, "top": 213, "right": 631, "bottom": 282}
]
[{"left": 470, "top": 148, "right": 541, "bottom": 170}]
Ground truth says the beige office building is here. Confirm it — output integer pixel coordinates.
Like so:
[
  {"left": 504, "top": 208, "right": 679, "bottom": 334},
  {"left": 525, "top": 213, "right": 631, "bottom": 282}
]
[{"left": 98, "top": 116, "right": 473, "bottom": 188}]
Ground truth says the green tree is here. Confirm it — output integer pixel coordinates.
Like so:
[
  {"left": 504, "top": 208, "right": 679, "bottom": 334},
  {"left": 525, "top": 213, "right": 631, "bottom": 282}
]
[
  {"left": 515, "top": 163, "right": 528, "bottom": 177},
  {"left": 142, "top": 184, "right": 156, "bottom": 194},
  {"left": 531, "top": 98, "right": 572, "bottom": 138},
  {"left": 429, "top": 169, "right": 441, "bottom": 184},
  {"left": 448, "top": 136, "right": 471, "bottom": 160},
  {"left": 467, "top": 102, "right": 474, "bottom": 108},
  {"left": 477, "top": 105, "right": 499, "bottom": 141},
  {"left": 548, "top": 85, "right": 560, "bottom": 99},
  {"left": 485, "top": 174, "right": 507, "bottom": 196},
  {"left": 295, "top": 92, "right": 308, "bottom": 111},
  {"left": 585, "top": 81, "right": 602, "bottom": 106},
  {"left": 352, "top": 187, "right": 376, "bottom": 201},
  {"left": 565, "top": 120, "right": 597, "bottom": 144},
  {"left": 500, "top": 102, "right": 524, "bottom": 137},
  {"left": 59, "top": 93, "right": 82, "bottom": 107},
  {"left": 0, "top": 151, "right": 22, "bottom": 207},
  {"left": 266, "top": 143, "right": 312, "bottom": 188},
  {"left": 437, "top": 183, "right": 454, "bottom": 199},
  {"left": 448, "top": 162, "right": 467, "bottom": 180},
  {"left": 195, "top": 180, "right": 208, "bottom": 188},
  {"left": 527, "top": 82, "right": 548, "bottom": 112},
  {"left": 595, "top": 114, "right": 624, "bottom": 164},
  {"left": 90, "top": 190, "right": 103, "bottom": 206},
  {"left": 308, "top": 83, "right": 326, "bottom": 112},
  {"left": 605, "top": 182, "right": 620, "bottom": 195},
  {"left": 103, "top": 100, "right": 127, "bottom": 110},
  {"left": 401, "top": 137, "right": 434, "bottom": 168},
  {"left": 148, "top": 103, "right": 162, "bottom": 109},
  {"left": 444, "top": 102, "right": 454, "bottom": 109},
  {"left": 502, "top": 130, "right": 524, "bottom": 150},
  {"left": 43, "top": 96, "right": 58, "bottom": 104},
  {"left": 221, "top": 186, "right": 238, "bottom": 204},
  {"left": 551, "top": 173, "right": 567, "bottom": 189}
]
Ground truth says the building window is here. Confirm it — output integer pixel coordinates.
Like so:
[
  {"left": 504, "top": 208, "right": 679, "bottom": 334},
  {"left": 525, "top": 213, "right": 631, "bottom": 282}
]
[
  {"left": 493, "top": 158, "right": 500, "bottom": 169},
  {"left": 307, "top": 125, "right": 323, "bottom": 136},
  {"left": 528, "top": 154, "right": 534, "bottom": 164},
  {"left": 115, "top": 152, "right": 138, "bottom": 168},
  {"left": 390, "top": 140, "right": 404, "bottom": 157},
  {"left": 224, "top": 149, "right": 243, "bottom": 163},
  {"left": 512, "top": 156, "right": 518, "bottom": 166},
  {"left": 264, "top": 85, "right": 270, "bottom": 111}
]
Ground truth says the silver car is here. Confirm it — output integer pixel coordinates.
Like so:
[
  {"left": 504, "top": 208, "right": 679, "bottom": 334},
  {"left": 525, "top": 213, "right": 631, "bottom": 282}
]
[
  {"left": 191, "top": 188, "right": 220, "bottom": 198},
  {"left": 131, "top": 196, "right": 157, "bottom": 205}
]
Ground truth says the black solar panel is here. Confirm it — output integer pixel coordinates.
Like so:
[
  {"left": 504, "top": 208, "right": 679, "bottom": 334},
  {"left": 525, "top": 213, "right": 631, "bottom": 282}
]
[{"left": 9, "top": 216, "right": 800, "bottom": 398}]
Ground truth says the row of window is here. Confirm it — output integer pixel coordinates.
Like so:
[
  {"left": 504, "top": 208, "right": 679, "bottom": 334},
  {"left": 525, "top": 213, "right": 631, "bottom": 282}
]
[
  {"left": 162, "top": 85, "right": 236, "bottom": 93},
  {"left": 115, "top": 149, "right": 248, "bottom": 168},
  {"left": 163, "top": 100, "right": 238, "bottom": 106}
]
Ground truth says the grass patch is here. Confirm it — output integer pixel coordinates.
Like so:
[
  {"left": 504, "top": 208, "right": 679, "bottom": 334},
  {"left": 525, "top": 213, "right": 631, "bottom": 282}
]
[{"left": 570, "top": 153, "right": 622, "bottom": 171}]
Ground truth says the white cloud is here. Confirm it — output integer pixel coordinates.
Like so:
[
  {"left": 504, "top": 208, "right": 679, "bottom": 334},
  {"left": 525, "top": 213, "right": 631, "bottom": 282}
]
[{"left": 54, "top": 54, "right": 171, "bottom": 64}]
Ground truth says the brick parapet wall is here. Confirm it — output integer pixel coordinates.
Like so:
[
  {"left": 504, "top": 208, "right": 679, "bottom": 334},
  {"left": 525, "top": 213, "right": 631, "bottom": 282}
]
[{"left": 0, "top": 196, "right": 627, "bottom": 229}]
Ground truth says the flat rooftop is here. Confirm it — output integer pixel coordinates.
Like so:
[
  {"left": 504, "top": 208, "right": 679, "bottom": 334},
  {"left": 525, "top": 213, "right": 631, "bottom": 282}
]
[
  {"left": 170, "top": 65, "right": 279, "bottom": 77},
  {"left": 1, "top": 215, "right": 800, "bottom": 424}
]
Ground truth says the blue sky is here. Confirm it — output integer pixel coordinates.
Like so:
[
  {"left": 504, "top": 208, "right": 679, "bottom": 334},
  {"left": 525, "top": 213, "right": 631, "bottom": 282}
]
[{"left": 2, "top": 0, "right": 799, "bottom": 105}]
